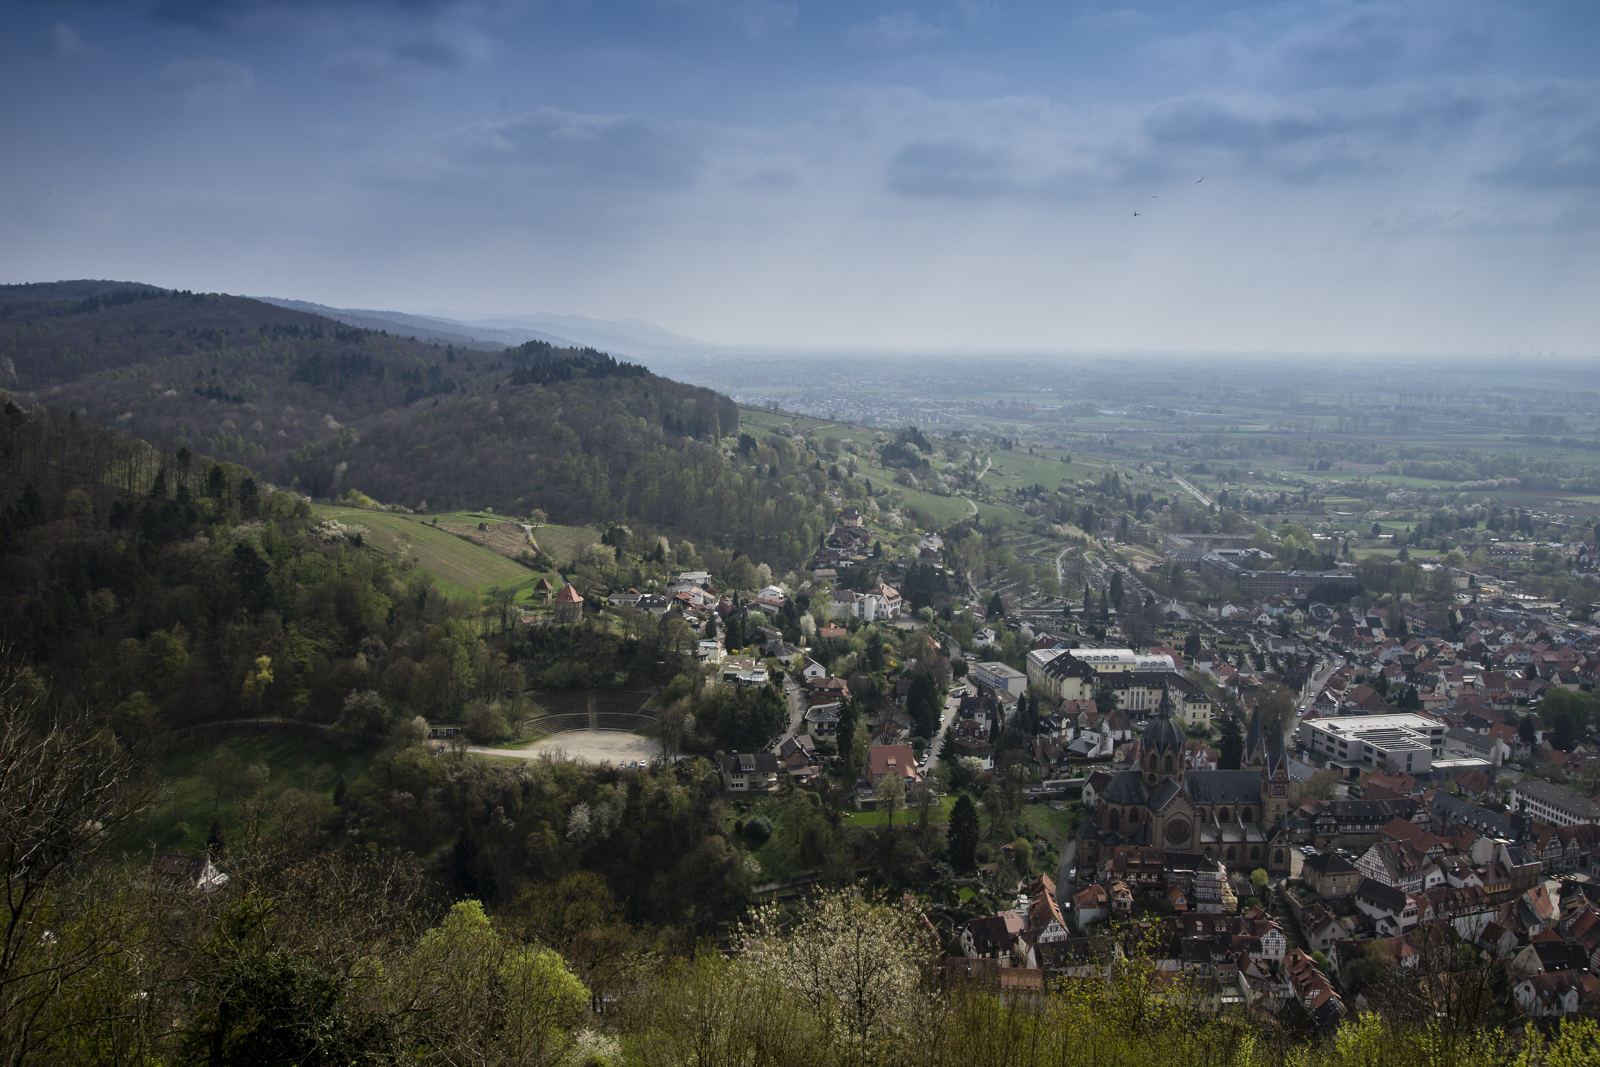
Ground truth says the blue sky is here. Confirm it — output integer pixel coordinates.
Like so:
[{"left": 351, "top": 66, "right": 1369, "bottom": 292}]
[{"left": 2, "top": 1, "right": 1597, "bottom": 354}]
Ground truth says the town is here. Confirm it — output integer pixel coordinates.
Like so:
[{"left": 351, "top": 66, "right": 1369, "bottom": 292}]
[{"left": 548, "top": 457, "right": 1600, "bottom": 1028}]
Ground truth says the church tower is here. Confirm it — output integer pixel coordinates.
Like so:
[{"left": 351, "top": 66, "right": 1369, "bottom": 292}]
[
  {"left": 1259, "top": 710, "right": 1294, "bottom": 824},
  {"left": 1141, "top": 684, "right": 1186, "bottom": 787},
  {"left": 1243, "top": 705, "right": 1267, "bottom": 771}
]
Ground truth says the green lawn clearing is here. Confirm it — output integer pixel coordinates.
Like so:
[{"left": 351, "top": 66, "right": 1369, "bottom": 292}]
[{"left": 127, "top": 728, "right": 372, "bottom": 858}]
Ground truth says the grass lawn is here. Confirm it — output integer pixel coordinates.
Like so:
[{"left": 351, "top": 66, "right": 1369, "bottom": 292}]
[
  {"left": 124, "top": 729, "right": 372, "bottom": 858},
  {"left": 313, "top": 505, "right": 552, "bottom": 600},
  {"left": 1020, "top": 802, "right": 1081, "bottom": 842},
  {"left": 845, "top": 795, "right": 954, "bottom": 827},
  {"left": 426, "top": 510, "right": 602, "bottom": 565}
]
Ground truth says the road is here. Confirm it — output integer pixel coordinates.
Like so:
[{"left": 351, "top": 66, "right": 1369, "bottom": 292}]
[
  {"left": 779, "top": 677, "right": 806, "bottom": 745},
  {"left": 922, "top": 688, "right": 965, "bottom": 773},
  {"left": 1173, "top": 475, "right": 1215, "bottom": 510},
  {"left": 1288, "top": 655, "right": 1342, "bottom": 744}
]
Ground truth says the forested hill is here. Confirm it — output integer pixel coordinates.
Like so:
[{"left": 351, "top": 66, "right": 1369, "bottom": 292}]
[{"left": 1, "top": 282, "right": 827, "bottom": 566}]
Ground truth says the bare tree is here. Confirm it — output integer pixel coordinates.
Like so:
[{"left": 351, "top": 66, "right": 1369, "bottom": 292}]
[{"left": 0, "top": 655, "right": 153, "bottom": 1066}]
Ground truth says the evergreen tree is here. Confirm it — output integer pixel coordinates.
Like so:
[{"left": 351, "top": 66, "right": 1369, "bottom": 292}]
[
  {"left": 907, "top": 673, "right": 941, "bottom": 739},
  {"left": 1183, "top": 631, "right": 1202, "bottom": 660},
  {"left": 948, "top": 794, "right": 980, "bottom": 873},
  {"left": 1218, "top": 714, "right": 1244, "bottom": 770},
  {"left": 836, "top": 698, "right": 858, "bottom": 768},
  {"left": 332, "top": 773, "right": 348, "bottom": 806},
  {"left": 206, "top": 819, "right": 226, "bottom": 856},
  {"left": 1109, "top": 570, "right": 1124, "bottom": 610},
  {"left": 1518, "top": 714, "right": 1538, "bottom": 746},
  {"left": 986, "top": 591, "right": 1005, "bottom": 620}
]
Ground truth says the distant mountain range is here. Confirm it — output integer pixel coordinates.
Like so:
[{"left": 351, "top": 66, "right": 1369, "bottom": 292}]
[{"left": 253, "top": 298, "right": 712, "bottom": 357}]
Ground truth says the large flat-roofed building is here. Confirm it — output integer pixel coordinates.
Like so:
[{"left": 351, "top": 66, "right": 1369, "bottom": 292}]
[
  {"left": 1027, "top": 648, "right": 1095, "bottom": 701},
  {"left": 970, "top": 660, "right": 1028, "bottom": 697},
  {"left": 1300, "top": 714, "right": 1445, "bottom": 776},
  {"left": 1508, "top": 779, "right": 1600, "bottom": 827},
  {"left": 1197, "top": 552, "right": 1358, "bottom": 599},
  {"left": 1025, "top": 647, "right": 1175, "bottom": 701},
  {"left": 1065, "top": 648, "right": 1176, "bottom": 673},
  {"left": 1100, "top": 671, "right": 1214, "bottom": 728}
]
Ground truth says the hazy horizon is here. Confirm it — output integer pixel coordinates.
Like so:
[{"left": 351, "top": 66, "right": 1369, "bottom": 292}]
[{"left": 3, "top": 1, "right": 1597, "bottom": 355}]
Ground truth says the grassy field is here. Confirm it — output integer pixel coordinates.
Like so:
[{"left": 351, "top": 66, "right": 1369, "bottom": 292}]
[
  {"left": 313, "top": 505, "right": 596, "bottom": 601},
  {"left": 1020, "top": 801, "right": 1082, "bottom": 843},
  {"left": 424, "top": 509, "right": 601, "bottom": 564},
  {"left": 845, "top": 794, "right": 954, "bottom": 826},
  {"left": 125, "top": 728, "right": 371, "bottom": 857}
]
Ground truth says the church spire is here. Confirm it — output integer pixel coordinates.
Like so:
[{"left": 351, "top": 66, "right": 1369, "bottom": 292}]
[{"left": 1244, "top": 704, "right": 1266, "bottom": 770}]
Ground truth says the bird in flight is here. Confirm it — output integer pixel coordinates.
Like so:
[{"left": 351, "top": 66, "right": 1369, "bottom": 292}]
[
  {"left": 1133, "top": 211, "right": 1141, "bottom": 217},
  {"left": 1195, "top": 177, "right": 1205, "bottom": 184}
]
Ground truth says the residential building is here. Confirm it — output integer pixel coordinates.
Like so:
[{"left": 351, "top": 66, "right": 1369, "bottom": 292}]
[
  {"left": 864, "top": 744, "right": 923, "bottom": 786},
  {"left": 719, "top": 752, "right": 781, "bottom": 793},
  {"left": 1508, "top": 779, "right": 1600, "bottom": 827},
  {"left": 1301, "top": 851, "right": 1361, "bottom": 899}
]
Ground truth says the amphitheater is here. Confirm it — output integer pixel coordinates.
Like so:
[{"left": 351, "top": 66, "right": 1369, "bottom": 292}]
[
  {"left": 476, "top": 689, "right": 663, "bottom": 765},
  {"left": 520, "top": 688, "right": 659, "bottom": 736}
]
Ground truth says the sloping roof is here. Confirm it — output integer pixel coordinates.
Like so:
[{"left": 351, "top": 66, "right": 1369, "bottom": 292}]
[
  {"left": 1355, "top": 877, "right": 1409, "bottom": 915},
  {"left": 1302, "top": 851, "right": 1359, "bottom": 878},
  {"left": 1101, "top": 770, "right": 1150, "bottom": 806},
  {"left": 719, "top": 752, "right": 781, "bottom": 775},
  {"left": 865, "top": 744, "right": 921, "bottom": 780},
  {"left": 1183, "top": 770, "right": 1264, "bottom": 806},
  {"left": 554, "top": 582, "right": 584, "bottom": 603}
]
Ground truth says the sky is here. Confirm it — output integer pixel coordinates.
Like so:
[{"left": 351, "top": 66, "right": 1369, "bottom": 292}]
[{"left": 2, "top": 1, "right": 1598, "bottom": 355}]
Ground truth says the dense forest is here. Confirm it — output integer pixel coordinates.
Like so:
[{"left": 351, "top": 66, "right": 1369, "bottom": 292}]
[{"left": 0, "top": 281, "right": 829, "bottom": 567}]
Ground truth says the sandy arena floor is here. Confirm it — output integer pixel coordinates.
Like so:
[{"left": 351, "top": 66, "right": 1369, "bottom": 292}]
[{"left": 470, "top": 730, "right": 663, "bottom": 766}]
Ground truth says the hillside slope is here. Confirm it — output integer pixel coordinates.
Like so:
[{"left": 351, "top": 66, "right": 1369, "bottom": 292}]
[{"left": 1, "top": 282, "right": 827, "bottom": 565}]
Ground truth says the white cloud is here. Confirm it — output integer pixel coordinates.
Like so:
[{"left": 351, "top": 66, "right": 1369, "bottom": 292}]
[
  {"left": 652, "top": 0, "right": 798, "bottom": 37},
  {"left": 846, "top": 12, "right": 946, "bottom": 49},
  {"left": 156, "top": 58, "right": 255, "bottom": 109},
  {"left": 49, "top": 22, "right": 88, "bottom": 58},
  {"left": 322, "top": 22, "right": 491, "bottom": 81}
]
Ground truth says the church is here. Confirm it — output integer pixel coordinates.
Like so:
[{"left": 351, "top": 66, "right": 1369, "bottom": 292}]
[{"left": 1076, "top": 686, "right": 1299, "bottom": 875}]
